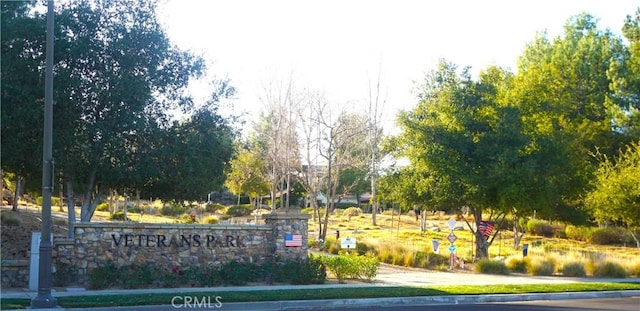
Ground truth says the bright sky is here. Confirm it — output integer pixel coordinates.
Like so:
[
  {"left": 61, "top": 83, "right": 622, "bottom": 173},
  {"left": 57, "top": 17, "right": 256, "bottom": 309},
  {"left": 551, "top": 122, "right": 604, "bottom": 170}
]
[{"left": 158, "top": 0, "right": 638, "bottom": 134}]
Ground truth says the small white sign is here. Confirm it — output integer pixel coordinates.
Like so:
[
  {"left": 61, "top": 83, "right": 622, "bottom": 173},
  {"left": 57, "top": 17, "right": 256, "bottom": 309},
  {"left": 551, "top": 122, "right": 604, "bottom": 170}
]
[
  {"left": 341, "top": 237, "right": 356, "bottom": 249},
  {"left": 447, "top": 217, "right": 457, "bottom": 230}
]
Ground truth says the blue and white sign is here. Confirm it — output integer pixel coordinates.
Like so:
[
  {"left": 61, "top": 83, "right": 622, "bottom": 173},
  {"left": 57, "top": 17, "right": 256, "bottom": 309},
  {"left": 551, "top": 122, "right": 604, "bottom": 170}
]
[{"left": 448, "top": 244, "right": 456, "bottom": 253}]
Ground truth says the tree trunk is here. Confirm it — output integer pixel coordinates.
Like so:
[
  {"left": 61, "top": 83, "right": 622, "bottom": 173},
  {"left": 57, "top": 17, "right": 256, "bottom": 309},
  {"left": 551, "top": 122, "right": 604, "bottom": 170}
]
[
  {"left": 371, "top": 174, "right": 377, "bottom": 226},
  {"left": 270, "top": 165, "right": 277, "bottom": 212},
  {"left": 285, "top": 170, "right": 290, "bottom": 209},
  {"left": 64, "top": 178, "right": 76, "bottom": 239},
  {"left": 11, "top": 175, "right": 24, "bottom": 212},
  {"left": 466, "top": 208, "right": 489, "bottom": 259},
  {"left": 628, "top": 227, "right": 640, "bottom": 249},
  {"left": 58, "top": 178, "right": 64, "bottom": 212},
  {"left": 513, "top": 218, "right": 525, "bottom": 249},
  {"left": 80, "top": 166, "right": 99, "bottom": 222},
  {"left": 475, "top": 229, "right": 489, "bottom": 259},
  {"left": 123, "top": 191, "right": 128, "bottom": 221}
]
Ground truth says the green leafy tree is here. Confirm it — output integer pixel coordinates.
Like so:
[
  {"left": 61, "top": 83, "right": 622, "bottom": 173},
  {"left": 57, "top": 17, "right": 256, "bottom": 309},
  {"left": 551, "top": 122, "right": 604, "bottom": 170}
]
[
  {"left": 608, "top": 9, "right": 640, "bottom": 139},
  {"left": 147, "top": 108, "right": 236, "bottom": 203},
  {"left": 225, "top": 147, "right": 270, "bottom": 206},
  {"left": 0, "top": 2, "right": 45, "bottom": 210},
  {"left": 397, "top": 61, "right": 559, "bottom": 258},
  {"left": 509, "top": 13, "right": 632, "bottom": 222},
  {"left": 585, "top": 141, "right": 640, "bottom": 248},
  {"left": 337, "top": 167, "right": 369, "bottom": 207},
  {"left": 47, "top": 0, "right": 206, "bottom": 221}
]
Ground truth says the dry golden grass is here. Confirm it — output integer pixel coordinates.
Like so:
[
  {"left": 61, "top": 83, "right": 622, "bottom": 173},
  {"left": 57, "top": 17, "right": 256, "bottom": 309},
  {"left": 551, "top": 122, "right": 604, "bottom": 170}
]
[
  {"left": 308, "top": 211, "right": 640, "bottom": 273},
  {"left": 15, "top": 201, "right": 640, "bottom": 275}
]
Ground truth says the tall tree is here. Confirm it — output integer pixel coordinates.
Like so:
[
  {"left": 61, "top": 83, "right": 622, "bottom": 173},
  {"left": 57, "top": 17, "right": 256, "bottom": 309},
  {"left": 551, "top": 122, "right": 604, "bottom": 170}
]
[
  {"left": 293, "top": 89, "right": 326, "bottom": 222},
  {"left": 585, "top": 140, "right": 640, "bottom": 248},
  {"left": 608, "top": 9, "right": 640, "bottom": 139},
  {"left": 145, "top": 108, "right": 236, "bottom": 203},
  {"left": 47, "top": 0, "right": 205, "bottom": 221},
  {"left": 367, "top": 60, "right": 386, "bottom": 226},
  {"left": 0, "top": 1, "right": 46, "bottom": 210},
  {"left": 255, "top": 74, "right": 301, "bottom": 211},
  {"left": 509, "top": 13, "right": 631, "bottom": 222},
  {"left": 225, "top": 146, "right": 269, "bottom": 206},
  {"left": 317, "top": 108, "right": 369, "bottom": 241},
  {"left": 397, "top": 61, "right": 558, "bottom": 258}
]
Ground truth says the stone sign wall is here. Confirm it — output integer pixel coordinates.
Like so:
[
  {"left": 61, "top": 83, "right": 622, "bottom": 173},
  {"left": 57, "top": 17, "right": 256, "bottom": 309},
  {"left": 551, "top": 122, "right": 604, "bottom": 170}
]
[{"left": 2, "top": 213, "right": 310, "bottom": 287}]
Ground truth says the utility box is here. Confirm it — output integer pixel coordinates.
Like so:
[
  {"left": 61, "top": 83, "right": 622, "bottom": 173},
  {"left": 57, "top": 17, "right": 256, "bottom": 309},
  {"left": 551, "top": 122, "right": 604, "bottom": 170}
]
[{"left": 29, "top": 232, "right": 53, "bottom": 291}]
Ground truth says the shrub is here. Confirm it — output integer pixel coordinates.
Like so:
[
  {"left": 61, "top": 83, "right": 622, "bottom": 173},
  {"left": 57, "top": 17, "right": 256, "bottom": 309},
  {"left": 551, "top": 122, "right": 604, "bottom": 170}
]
[
  {"left": 474, "top": 259, "right": 509, "bottom": 275},
  {"left": 505, "top": 257, "right": 530, "bottom": 273},
  {"left": 225, "top": 205, "right": 253, "bottom": 217},
  {"left": 96, "top": 202, "right": 110, "bottom": 212},
  {"left": 0, "top": 213, "right": 21, "bottom": 225},
  {"left": 529, "top": 259, "right": 556, "bottom": 276},
  {"left": 127, "top": 206, "right": 143, "bottom": 214},
  {"left": 175, "top": 213, "right": 196, "bottom": 224},
  {"left": 592, "top": 261, "right": 627, "bottom": 278},
  {"left": 402, "top": 252, "right": 415, "bottom": 267},
  {"left": 565, "top": 225, "right": 593, "bottom": 242},
  {"left": 197, "top": 265, "right": 223, "bottom": 287},
  {"left": 201, "top": 215, "right": 219, "bottom": 224},
  {"left": 87, "top": 262, "right": 119, "bottom": 289},
  {"left": 561, "top": 262, "right": 586, "bottom": 277},
  {"left": 325, "top": 239, "right": 341, "bottom": 255},
  {"left": 526, "top": 219, "right": 557, "bottom": 237},
  {"left": 205, "top": 203, "right": 226, "bottom": 213},
  {"left": 589, "top": 227, "right": 632, "bottom": 245},
  {"left": 36, "top": 196, "right": 61, "bottom": 206},
  {"left": 219, "top": 261, "right": 261, "bottom": 285},
  {"left": 108, "top": 211, "right": 129, "bottom": 221},
  {"left": 120, "top": 263, "right": 162, "bottom": 289},
  {"left": 355, "top": 241, "right": 371, "bottom": 255},
  {"left": 355, "top": 255, "right": 380, "bottom": 282},
  {"left": 274, "top": 255, "right": 327, "bottom": 285},
  {"left": 427, "top": 253, "right": 449, "bottom": 267},
  {"left": 160, "top": 203, "right": 185, "bottom": 216},
  {"left": 53, "top": 262, "right": 78, "bottom": 287},
  {"left": 627, "top": 262, "right": 640, "bottom": 277},
  {"left": 342, "top": 207, "right": 362, "bottom": 218},
  {"left": 321, "top": 254, "right": 379, "bottom": 283},
  {"left": 323, "top": 255, "right": 355, "bottom": 283}
]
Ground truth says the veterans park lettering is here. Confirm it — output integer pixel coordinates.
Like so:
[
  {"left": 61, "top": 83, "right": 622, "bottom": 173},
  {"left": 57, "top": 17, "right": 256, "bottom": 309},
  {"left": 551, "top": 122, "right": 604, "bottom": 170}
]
[{"left": 111, "top": 234, "right": 246, "bottom": 248}]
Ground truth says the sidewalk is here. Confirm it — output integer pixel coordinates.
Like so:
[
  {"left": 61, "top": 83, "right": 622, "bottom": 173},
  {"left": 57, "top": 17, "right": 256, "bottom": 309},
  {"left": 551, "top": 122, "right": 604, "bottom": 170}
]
[{"left": 2, "top": 263, "right": 639, "bottom": 310}]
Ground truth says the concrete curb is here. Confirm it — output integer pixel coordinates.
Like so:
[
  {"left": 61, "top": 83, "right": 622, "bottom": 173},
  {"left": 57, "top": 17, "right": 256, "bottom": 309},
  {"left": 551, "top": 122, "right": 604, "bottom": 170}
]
[{"left": 6, "top": 290, "right": 639, "bottom": 311}]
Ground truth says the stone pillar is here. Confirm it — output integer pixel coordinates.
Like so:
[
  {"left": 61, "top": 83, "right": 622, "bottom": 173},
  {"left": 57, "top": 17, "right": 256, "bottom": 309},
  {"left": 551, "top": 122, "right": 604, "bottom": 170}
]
[{"left": 262, "top": 213, "right": 310, "bottom": 263}]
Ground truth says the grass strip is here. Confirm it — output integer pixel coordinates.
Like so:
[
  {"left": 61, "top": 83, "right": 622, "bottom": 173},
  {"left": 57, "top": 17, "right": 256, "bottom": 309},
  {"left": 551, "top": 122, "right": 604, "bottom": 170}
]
[{"left": 2, "top": 282, "right": 639, "bottom": 309}]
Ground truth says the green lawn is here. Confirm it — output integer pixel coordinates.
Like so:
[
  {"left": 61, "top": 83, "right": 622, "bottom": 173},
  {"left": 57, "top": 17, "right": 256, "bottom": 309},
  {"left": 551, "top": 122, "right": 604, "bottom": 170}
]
[{"left": 2, "top": 282, "right": 639, "bottom": 309}]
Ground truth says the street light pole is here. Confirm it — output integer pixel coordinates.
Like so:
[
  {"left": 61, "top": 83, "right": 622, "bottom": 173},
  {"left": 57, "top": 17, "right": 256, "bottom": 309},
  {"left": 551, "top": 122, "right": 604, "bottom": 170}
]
[{"left": 31, "top": 0, "right": 57, "bottom": 308}]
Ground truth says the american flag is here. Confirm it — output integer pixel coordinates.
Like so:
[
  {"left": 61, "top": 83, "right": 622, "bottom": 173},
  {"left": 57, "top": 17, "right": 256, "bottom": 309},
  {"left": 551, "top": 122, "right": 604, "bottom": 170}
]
[
  {"left": 478, "top": 221, "right": 495, "bottom": 238},
  {"left": 285, "top": 234, "right": 302, "bottom": 247}
]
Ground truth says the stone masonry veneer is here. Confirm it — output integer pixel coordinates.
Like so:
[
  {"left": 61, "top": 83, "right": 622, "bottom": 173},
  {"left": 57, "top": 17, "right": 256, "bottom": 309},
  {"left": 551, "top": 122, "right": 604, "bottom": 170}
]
[{"left": 2, "top": 213, "right": 310, "bottom": 287}]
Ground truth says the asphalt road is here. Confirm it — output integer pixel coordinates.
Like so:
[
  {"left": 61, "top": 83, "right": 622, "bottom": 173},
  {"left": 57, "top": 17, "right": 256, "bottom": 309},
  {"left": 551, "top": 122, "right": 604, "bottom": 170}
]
[{"left": 287, "top": 297, "right": 640, "bottom": 311}]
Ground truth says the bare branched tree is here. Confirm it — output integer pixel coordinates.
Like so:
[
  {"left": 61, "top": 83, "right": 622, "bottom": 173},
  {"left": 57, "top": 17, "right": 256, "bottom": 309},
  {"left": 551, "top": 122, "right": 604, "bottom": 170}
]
[
  {"left": 368, "top": 59, "right": 387, "bottom": 226},
  {"left": 255, "top": 73, "right": 300, "bottom": 211},
  {"left": 316, "top": 106, "right": 369, "bottom": 241}
]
